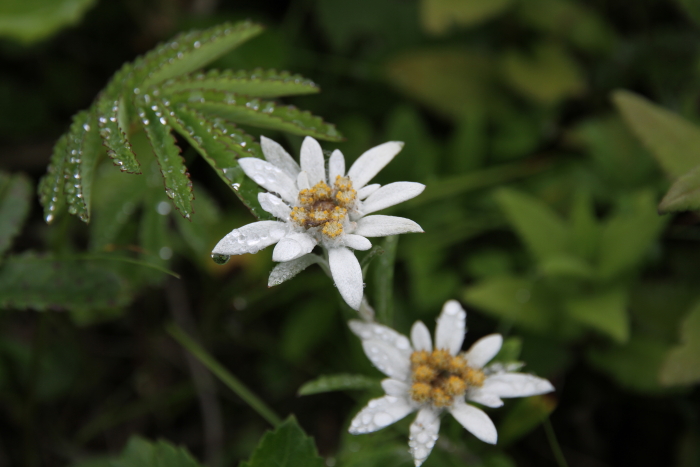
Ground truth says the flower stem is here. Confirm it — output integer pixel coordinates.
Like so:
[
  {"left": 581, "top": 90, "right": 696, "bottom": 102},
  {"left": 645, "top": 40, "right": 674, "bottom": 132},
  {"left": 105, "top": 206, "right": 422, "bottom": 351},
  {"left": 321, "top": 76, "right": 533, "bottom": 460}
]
[
  {"left": 166, "top": 323, "right": 282, "bottom": 427},
  {"left": 544, "top": 418, "right": 569, "bottom": 467}
]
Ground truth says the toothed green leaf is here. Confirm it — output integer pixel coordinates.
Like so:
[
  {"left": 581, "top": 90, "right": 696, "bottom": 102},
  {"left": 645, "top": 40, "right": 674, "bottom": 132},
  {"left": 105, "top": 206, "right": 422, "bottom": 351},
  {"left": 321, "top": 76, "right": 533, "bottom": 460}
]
[
  {"left": 137, "top": 98, "right": 193, "bottom": 219},
  {"left": 166, "top": 103, "right": 273, "bottom": 220},
  {"left": 167, "top": 89, "right": 343, "bottom": 141},
  {"left": 138, "top": 21, "right": 264, "bottom": 89},
  {"left": 38, "top": 133, "right": 69, "bottom": 224},
  {"left": 62, "top": 110, "right": 102, "bottom": 222},
  {"left": 240, "top": 417, "right": 324, "bottom": 467},
  {"left": 96, "top": 95, "right": 142, "bottom": 174},
  {"left": 162, "top": 68, "right": 320, "bottom": 98},
  {"left": 0, "top": 172, "right": 32, "bottom": 256}
]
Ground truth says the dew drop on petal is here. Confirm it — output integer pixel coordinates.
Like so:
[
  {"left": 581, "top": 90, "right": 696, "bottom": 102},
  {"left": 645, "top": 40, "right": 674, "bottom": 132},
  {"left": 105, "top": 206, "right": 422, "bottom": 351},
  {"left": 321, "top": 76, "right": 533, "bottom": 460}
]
[{"left": 211, "top": 253, "right": 230, "bottom": 265}]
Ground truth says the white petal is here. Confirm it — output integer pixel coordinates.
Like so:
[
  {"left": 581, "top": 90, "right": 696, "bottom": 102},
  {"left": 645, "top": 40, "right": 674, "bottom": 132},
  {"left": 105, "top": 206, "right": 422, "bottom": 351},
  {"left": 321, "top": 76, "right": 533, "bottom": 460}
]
[
  {"left": 239, "top": 158, "right": 298, "bottom": 204},
  {"left": 258, "top": 193, "right": 291, "bottom": 220},
  {"left": 358, "top": 184, "right": 381, "bottom": 200},
  {"left": 435, "top": 300, "right": 466, "bottom": 355},
  {"left": 212, "top": 221, "right": 286, "bottom": 255},
  {"left": 343, "top": 234, "right": 372, "bottom": 251},
  {"left": 381, "top": 378, "right": 410, "bottom": 397},
  {"left": 329, "top": 247, "right": 363, "bottom": 310},
  {"left": 353, "top": 215, "right": 423, "bottom": 237},
  {"left": 481, "top": 373, "right": 555, "bottom": 398},
  {"left": 348, "top": 320, "right": 413, "bottom": 355},
  {"left": 347, "top": 141, "right": 404, "bottom": 189},
  {"left": 300, "top": 136, "right": 325, "bottom": 185},
  {"left": 362, "top": 339, "right": 411, "bottom": 380},
  {"left": 349, "top": 395, "right": 414, "bottom": 434},
  {"left": 268, "top": 254, "right": 320, "bottom": 286},
  {"left": 296, "top": 171, "right": 310, "bottom": 191},
  {"left": 467, "top": 389, "right": 504, "bottom": 408},
  {"left": 260, "top": 135, "right": 300, "bottom": 179},
  {"left": 409, "top": 408, "right": 441, "bottom": 467},
  {"left": 328, "top": 149, "right": 346, "bottom": 181},
  {"left": 272, "top": 233, "right": 317, "bottom": 262},
  {"left": 361, "top": 182, "right": 425, "bottom": 215},
  {"left": 410, "top": 321, "right": 432, "bottom": 352},
  {"left": 464, "top": 334, "right": 503, "bottom": 369},
  {"left": 449, "top": 400, "right": 498, "bottom": 444}
]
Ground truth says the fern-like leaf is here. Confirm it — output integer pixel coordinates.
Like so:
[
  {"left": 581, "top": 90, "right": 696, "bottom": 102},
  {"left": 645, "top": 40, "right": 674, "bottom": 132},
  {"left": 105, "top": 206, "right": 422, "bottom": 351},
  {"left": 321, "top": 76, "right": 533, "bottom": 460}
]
[{"left": 38, "top": 133, "right": 69, "bottom": 223}]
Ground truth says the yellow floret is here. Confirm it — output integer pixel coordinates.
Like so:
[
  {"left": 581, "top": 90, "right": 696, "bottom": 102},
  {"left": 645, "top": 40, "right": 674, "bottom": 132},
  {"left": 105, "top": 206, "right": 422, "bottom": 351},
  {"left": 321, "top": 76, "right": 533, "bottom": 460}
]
[
  {"left": 464, "top": 368, "right": 485, "bottom": 387},
  {"left": 413, "top": 365, "right": 436, "bottom": 383},
  {"left": 410, "top": 382, "right": 432, "bottom": 403},
  {"left": 322, "top": 221, "right": 343, "bottom": 238},
  {"left": 298, "top": 189, "right": 315, "bottom": 205},
  {"left": 444, "top": 375, "right": 467, "bottom": 396},
  {"left": 313, "top": 181, "right": 332, "bottom": 199},
  {"left": 331, "top": 206, "right": 347, "bottom": 221},
  {"left": 431, "top": 387, "right": 452, "bottom": 407},
  {"left": 290, "top": 207, "right": 308, "bottom": 224},
  {"left": 410, "top": 350, "right": 430, "bottom": 366},
  {"left": 430, "top": 349, "right": 452, "bottom": 371}
]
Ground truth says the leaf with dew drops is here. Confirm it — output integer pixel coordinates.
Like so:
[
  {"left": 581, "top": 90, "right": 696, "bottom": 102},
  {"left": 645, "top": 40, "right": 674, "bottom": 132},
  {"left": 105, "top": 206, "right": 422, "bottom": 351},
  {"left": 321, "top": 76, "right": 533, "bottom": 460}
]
[
  {"left": 0, "top": 172, "right": 32, "bottom": 256},
  {"left": 38, "top": 133, "right": 69, "bottom": 224},
  {"left": 96, "top": 94, "right": 142, "bottom": 174}
]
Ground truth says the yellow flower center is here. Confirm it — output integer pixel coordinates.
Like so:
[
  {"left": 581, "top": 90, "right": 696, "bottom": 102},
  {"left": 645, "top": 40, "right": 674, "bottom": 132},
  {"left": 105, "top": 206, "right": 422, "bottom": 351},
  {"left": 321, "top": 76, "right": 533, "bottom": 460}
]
[
  {"left": 290, "top": 176, "right": 356, "bottom": 238},
  {"left": 409, "top": 349, "right": 485, "bottom": 407}
]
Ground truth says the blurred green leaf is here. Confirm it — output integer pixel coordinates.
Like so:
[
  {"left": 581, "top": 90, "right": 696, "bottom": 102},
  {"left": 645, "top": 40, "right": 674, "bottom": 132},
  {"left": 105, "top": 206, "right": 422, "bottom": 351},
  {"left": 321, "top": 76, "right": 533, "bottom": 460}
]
[
  {"left": 658, "top": 163, "right": 700, "bottom": 213},
  {"left": 494, "top": 188, "right": 569, "bottom": 263},
  {"left": 111, "top": 436, "right": 203, "bottom": 467},
  {"left": 0, "top": 172, "right": 32, "bottom": 256},
  {"left": 241, "top": 416, "right": 324, "bottom": 467},
  {"left": 281, "top": 300, "right": 336, "bottom": 363},
  {"left": 674, "top": 0, "right": 700, "bottom": 27},
  {"left": 612, "top": 89, "right": 700, "bottom": 179},
  {"left": 498, "top": 395, "right": 556, "bottom": 446},
  {"left": 538, "top": 255, "right": 595, "bottom": 279},
  {"left": 659, "top": 300, "right": 700, "bottom": 386},
  {"left": 420, "top": 0, "right": 513, "bottom": 35},
  {"left": 374, "top": 236, "right": 398, "bottom": 326},
  {"left": 569, "top": 190, "right": 598, "bottom": 261},
  {"left": 298, "top": 374, "right": 380, "bottom": 396},
  {"left": 491, "top": 336, "right": 522, "bottom": 363},
  {"left": 500, "top": 42, "right": 585, "bottom": 105},
  {"left": 564, "top": 287, "right": 629, "bottom": 342},
  {"left": 0, "top": 0, "right": 97, "bottom": 44}
]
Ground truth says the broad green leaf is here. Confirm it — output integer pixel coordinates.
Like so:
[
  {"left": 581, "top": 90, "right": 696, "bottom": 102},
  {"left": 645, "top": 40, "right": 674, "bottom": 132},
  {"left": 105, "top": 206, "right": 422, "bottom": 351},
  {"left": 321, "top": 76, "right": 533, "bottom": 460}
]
[
  {"left": 500, "top": 42, "right": 585, "bottom": 105},
  {"left": 96, "top": 94, "right": 142, "bottom": 174},
  {"left": 0, "top": 253, "right": 130, "bottom": 312},
  {"left": 37, "top": 133, "right": 69, "bottom": 224},
  {"left": 658, "top": 163, "right": 700, "bottom": 213},
  {"left": 494, "top": 188, "right": 569, "bottom": 262},
  {"left": 564, "top": 288, "right": 629, "bottom": 342},
  {"left": 168, "top": 90, "right": 342, "bottom": 141},
  {"left": 240, "top": 417, "right": 324, "bottom": 467},
  {"left": 113, "top": 436, "right": 203, "bottom": 467},
  {"left": 167, "top": 104, "right": 273, "bottom": 220},
  {"left": 139, "top": 21, "right": 264, "bottom": 88},
  {"left": 374, "top": 235, "right": 398, "bottom": 325},
  {"left": 421, "top": 0, "right": 513, "bottom": 34},
  {"left": 491, "top": 336, "right": 522, "bottom": 363},
  {"left": 137, "top": 99, "right": 193, "bottom": 219},
  {"left": 597, "top": 191, "right": 667, "bottom": 279},
  {"left": 0, "top": 0, "right": 97, "bottom": 44},
  {"left": 0, "top": 172, "right": 32, "bottom": 256},
  {"left": 538, "top": 255, "right": 595, "bottom": 279},
  {"left": 659, "top": 300, "right": 700, "bottom": 386},
  {"left": 298, "top": 374, "right": 381, "bottom": 396},
  {"left": 63, "top": 110, "right": 102, "bottom": 222},
  {"left": 385, "top": 48, "right": 493, "bottom": 119},
  {"left": 498, "top": 396, "right": 556, "bottom": 446},
  {"left": 612, "top": 89, "right": 700, "bottom": 178},
  {"left": 162, "top": 68, "right": 320, "bottom": 98},
  {"left": 570, "top": 189, "right": 598, "bottom": 261},
  {"left": 587, "top": 336, "right": 671, "bottom": 393}
]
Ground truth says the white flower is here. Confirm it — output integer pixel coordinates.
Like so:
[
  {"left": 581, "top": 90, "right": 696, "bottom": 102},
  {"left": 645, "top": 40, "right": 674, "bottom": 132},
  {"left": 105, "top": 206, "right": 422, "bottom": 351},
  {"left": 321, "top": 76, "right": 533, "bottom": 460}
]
[
  {"left": 348, "top": 300, "right": 554, "bottom": 466},
  {"left": 212, "top": 136, "right": 425, "bottom": 310}
]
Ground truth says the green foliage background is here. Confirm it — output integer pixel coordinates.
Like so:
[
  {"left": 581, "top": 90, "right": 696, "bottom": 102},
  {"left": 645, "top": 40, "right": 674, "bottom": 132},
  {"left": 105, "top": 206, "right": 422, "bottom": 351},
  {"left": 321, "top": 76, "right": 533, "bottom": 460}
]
[{"left": 1, "top": 0, "right": 700, "bottom": 466}]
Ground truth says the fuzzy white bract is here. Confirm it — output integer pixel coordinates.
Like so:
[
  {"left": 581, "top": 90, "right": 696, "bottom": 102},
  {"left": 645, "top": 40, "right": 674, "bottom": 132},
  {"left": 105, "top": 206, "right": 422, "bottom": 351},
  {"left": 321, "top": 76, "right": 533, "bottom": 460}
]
[
  {"left": 212, "top": 136, "right": 424, "bottom": 310},
  {"left": 348, "top": 300, "right": 554, "bottom": 466}
]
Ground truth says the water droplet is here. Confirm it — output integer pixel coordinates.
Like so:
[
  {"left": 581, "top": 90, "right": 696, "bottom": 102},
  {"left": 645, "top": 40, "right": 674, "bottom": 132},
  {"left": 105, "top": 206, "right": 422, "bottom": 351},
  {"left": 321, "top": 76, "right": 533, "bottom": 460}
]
[
  {"left": 157, "top": 201, "right": 171, "bottom": 215},
  {"left": 45, "top": 214, "right": 54, "bottom": 223},
  {"left": 232, "top": 183, "right": 240, "bottom": 190},
  {"left": 159, "top": 246, "right": 173, "bottom": 260},
  {"left": 160, "top": 117, "right": 167, "bottom": 125},
  {"left": 165, "top": 188, "right": 175, "bottom": 199},
  {"left": 134, "top": 88, "right": 140, "bottom": 94},
  {"left": 193, "top": 41, "right": 201, "bottom": 48},
  {"left": 83, "top": 123, "right": 90, "bottom": 131},
  {"left": 211, "top": 253, "right": 230, "bottom": 265}
]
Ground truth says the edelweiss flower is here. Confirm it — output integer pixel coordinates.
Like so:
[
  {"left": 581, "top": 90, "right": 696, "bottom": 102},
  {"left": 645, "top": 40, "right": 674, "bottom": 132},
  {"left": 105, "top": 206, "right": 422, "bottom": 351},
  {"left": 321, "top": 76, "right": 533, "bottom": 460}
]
[
  {"left": 348, "top": 300, "right": 554, "bottom": 466},
  {"left": 212, "top": 136, "right": 424, "bottom": 310}
]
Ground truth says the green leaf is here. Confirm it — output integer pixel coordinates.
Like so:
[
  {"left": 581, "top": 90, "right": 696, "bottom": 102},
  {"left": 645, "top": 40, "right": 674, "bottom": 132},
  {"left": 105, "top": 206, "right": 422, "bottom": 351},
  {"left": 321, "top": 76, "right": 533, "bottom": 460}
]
[
  {"left": 139, "top": 190, "right": 170, "bottom": 266},
  {"left": 96, "top": 94, "right": 142, "bottom": 174},
  {"left": 166, "top": 104, "right": 273, "bottom": 220},
  {"left": 612, "top": 89, "right": 700, "bottom": 178},
  {"left": 373, "top": 235, "right": 398, "bottom": 326},
  {"left": 569, "top": 189, "right": 598, "bottom": 261},
  {"left": 494, "top": 188, "right": 569, "bottom": 263},
  {"left": 281, "top": 300, "right": 336, "bottom": 363},
  {"left": 421, "top": 0, "right": 514, "bottom": 34},
  {"left": 659, "top": 300, "right": 700, "bottom": 386},
  {"left": 658, "top": 163, "right": 700, "bottom": 213},
  {"left": 113, "top": 436, "right": 203, "bottom": 467},
  {"left": 498, "top": 395, "right": 556, "bottom": 446},
  {"left": 298, "top": 374, "right": 381, "bottom": 396},
  {"left": 137, "top": 99, "right": 193, "bottom": 219},
  {"left": 168, "top": 90, "right": 342, "bottom": 141},
  {"left": 564, "top": 287, "right": 629, "bottom": 342},
  {"left": 491, "top": 336, "right": 522, "bottom": 364},
  {"left": 162, "top": 68, "right": 320, "bottom": 98},
  {"left": 38, "top": 133, "right": 69, "bottom": 224},
  {"left": 63, "top": 110, "right": 102, "bottom": 222},
  {"left": 240, "top": 417, "right": 324, "bottom": 467},
  {"left": 538, "top": 255, "right": 595, "bottom": 279},
  {"left": 0, "top": 172, "right": 32, "bottom": 256},
  {"left": 0, "top": 0, "right": 97, "bottom": 44},
  {"left": 0, "top": 253, "right": 130, "bottom": 312}
]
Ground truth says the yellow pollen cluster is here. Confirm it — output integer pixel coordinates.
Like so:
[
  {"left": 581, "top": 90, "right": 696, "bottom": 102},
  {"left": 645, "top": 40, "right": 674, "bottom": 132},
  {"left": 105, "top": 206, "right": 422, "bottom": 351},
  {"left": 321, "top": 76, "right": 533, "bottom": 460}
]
[
  {"left": 291, "top": 176, "right": 356, "bottom": 238},
  {"left": 409, "top": 349, "right": 484, "bottom": 407}
]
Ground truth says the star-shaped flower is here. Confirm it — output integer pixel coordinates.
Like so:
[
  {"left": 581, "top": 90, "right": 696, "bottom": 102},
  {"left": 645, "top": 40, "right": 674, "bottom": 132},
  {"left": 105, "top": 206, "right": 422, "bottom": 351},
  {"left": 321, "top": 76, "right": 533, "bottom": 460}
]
[
  {"left": 348, "top": 300, "right": 554, "bottom": 466},
  {"left": 212, "top": 136, "right": 425, "bottom": 309}
]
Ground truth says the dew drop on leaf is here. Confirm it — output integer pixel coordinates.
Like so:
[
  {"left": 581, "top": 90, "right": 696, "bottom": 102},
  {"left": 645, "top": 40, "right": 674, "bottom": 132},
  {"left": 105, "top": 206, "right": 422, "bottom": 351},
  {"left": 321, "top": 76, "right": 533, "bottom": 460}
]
[{"left": 211, "top": 254, "right": 230, "bottom": 265}]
